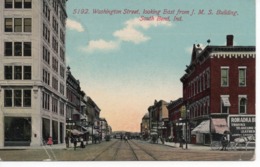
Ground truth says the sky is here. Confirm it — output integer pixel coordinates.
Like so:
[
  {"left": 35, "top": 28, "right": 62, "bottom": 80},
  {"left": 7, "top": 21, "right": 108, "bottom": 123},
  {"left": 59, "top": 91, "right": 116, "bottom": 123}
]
[{"left": 65, "top": 0, "right": 256, "bottom": 132}]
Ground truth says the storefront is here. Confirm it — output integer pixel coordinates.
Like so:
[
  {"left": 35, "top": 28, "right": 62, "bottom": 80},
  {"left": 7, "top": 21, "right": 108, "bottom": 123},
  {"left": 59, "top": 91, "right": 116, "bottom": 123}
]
[{"left": 4, "top": 117, "right": 31, "bottom": 146}]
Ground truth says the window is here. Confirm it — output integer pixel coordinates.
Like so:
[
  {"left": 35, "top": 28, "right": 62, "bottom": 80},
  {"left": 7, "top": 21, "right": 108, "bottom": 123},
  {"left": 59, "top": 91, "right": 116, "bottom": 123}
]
[
  {"left": 239, "top": 96, "right": 247, "bottom": 114},
  {"left": 14, "top": 42, "right": 22, "bottom": 56},
  {"left": 60, "top": 65, "right": 65, "bottom": 78},
  {"left": 4, "top": 65, "right": 31, "bottom": 80},
  {"left": 221, "top": 67, "right": 229, "bottom": 87},
  {"left": 24, "top": 42, "right": 31, "bottom": 56},
  {"left": 23, "top": 90, "right": 31, "bottom": 107},
  {"left": 5, "top": 0, "right": 13, "bottom": 8},
  {"left": 5, "top": 66, "right": 13, "bottom": 79},
  {"left": 24, "top": 0, "right": 32, "bottom": 8},
  {"left": 4, "top": 90, "right": 13, "bottom": 107},
  {"left": 4, "top": 89, "right": 31, "bottom": 107},
  {"left": 4, "top": 42, "right": 31, "bottom": 56},
  {"left": 43, "top": 46, "right": 50, "bottom": 64},
  {"left": 14, "top": 66, "right": 22, "bottom": 79},
  {"left": 60, "top": 83, "right": 64, "bottom": 95},
  {"left": 14, "top": 0, "right": 22, "bottom": 8},
  {"left": 43, "top": 69, "right": 50, "bottom": 85},
  {"left": 5, "top": 42, "right": 13, "bottom": 56},
  {"left": 60, "top": 102, "right": 65, "bottom": 116},
  {"left": 24, "top": 18, "right": 31, "bottom": 32},
  {"left": 5, "top": 18, "right": 12, "bottom": 32},
  {"left": 52, "top": 97, "right": 58, "bottom": 113},
  {"left": 52, "top": 77, "right": 58, "bottom": 91},
  {"left": 42, "top": 92, "right": 50, "bottom": 110},
  {"left": 14, "top": 18, "right": 22, "bottom": 32},
  {"left": 221, "top": 96, "right": 230, "bottom": 114},
  {"left": 14, "top": 90, "right": 22, "bottom": 107},
  {"left": 239, "top": 67, "right": 246, "bottom": 87},
  {"left": 23, "top": 66, "right": 31, "bottom": 80}
]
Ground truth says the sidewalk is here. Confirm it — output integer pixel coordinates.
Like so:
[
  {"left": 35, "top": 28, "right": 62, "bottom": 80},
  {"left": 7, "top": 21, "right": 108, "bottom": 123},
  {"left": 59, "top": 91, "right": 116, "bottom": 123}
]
[
  {"left": 0, "top": 141, "right": 94, "bottom": 150},
  {"left": 151, "top": 140, "right": 211, "bottom": 150}
]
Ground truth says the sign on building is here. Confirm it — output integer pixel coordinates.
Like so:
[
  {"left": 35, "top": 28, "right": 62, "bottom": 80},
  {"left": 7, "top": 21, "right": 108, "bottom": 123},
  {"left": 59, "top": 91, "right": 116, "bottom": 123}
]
[{"left": 228, "top": 115, "right": 255, "bottom": 140}]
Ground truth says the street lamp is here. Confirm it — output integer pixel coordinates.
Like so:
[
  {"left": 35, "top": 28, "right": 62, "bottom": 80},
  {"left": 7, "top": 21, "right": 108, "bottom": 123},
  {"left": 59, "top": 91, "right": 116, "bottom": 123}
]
[
  {"left": 185, "top": 109, "right": 190, "bottom": 149},
  {"left": 66, "top": 118, "right": 75, "bottom": 147}
]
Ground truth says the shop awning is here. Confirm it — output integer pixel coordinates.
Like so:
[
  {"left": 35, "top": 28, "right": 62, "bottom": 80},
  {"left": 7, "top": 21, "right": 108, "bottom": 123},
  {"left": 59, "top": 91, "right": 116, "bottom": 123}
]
[
  {"left": 67, "top": 129, "right": 84, "bottom": 135},
  {"left": 191, "top": 120, "right": 210, "bottom": 134},
  {"left": 211, "top": 118, "right": 230, "bottom": 134},
  {"left": 83, "top": 127, "right": 99, "bottom": 135},
  {"left": 221, "top": 97, "right": 231, "bottom": 107}
]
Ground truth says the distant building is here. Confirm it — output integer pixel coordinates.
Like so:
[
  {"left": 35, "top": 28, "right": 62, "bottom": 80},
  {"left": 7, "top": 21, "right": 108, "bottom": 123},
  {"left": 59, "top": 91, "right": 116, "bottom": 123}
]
[
  {"left": 0, "top": 0, "right": 68, "bottom": 147},
  {"left": 180, "top": 35, "right": 255, "bottom": 144},
  {"left": 148, "top": 100, "right": 169, "bottom": 138},
  {"left": 167, "top": 98, "right": 183, "bottom": 142},
  {"left": 140, "top": 113, "right": 149, "bottom": 139}
]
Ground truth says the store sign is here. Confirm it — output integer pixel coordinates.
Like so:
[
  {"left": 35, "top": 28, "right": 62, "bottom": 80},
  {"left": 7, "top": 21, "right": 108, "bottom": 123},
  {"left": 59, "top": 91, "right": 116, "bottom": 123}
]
[{"left": 229, "top": 115, "right": 255, "bottom": 140}]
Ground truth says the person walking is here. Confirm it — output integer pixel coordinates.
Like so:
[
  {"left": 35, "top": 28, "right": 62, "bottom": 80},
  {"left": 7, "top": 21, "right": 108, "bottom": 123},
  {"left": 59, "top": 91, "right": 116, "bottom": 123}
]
[
  {"left": 221, "top": 134, "right": 228, "bottom": 151},
  {"left": 65, "top": 135, "right": 69, "bottom": 148},
  {"left": 124, "top": 135, "right": 128, "bottom": 143}
]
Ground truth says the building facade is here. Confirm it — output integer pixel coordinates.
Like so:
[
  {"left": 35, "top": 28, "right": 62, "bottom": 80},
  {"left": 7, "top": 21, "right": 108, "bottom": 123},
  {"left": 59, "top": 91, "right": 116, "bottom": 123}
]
[
  {"left": 148, "top": 100, "right": 168, "bottom": 138},
  {"left": 180, "top": 35, "right": 255, "bottom": 145},
  {"left": 140, "top": 113, "right": 149, "bottom": 140},
  {"left": 0, "top": 0, "right": 68, "bottom": 147},
  {"left": 167, "top": 98, "right": 184, "bottom": 142}
]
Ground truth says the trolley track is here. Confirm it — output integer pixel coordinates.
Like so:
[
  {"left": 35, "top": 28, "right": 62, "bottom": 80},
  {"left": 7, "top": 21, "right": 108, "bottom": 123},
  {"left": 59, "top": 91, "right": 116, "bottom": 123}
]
[
  {"left": 127, "top": 140, "right": 157, "bottom": 160},
  {"left": 92, "top": 140, "right": 121, "bottom": 161}
]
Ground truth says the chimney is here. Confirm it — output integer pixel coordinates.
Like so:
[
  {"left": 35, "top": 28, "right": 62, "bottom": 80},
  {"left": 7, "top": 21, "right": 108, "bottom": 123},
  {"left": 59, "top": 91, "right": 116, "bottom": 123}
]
[{"left": 226, "top": 35, "right": 234, "bottom": 46}]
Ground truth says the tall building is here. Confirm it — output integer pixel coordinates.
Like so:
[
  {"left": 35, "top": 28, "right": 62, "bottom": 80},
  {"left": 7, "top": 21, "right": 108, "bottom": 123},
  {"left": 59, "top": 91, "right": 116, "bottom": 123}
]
[
  {"left": 180, "top": 35, "right": 255, "bottom": 145},
  {"left": 0, "top": 0, "right": 68, "bottom": 147}
]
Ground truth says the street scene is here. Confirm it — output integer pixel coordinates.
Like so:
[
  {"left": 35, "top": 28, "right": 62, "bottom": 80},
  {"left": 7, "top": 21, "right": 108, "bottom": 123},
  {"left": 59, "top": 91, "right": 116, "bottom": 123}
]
[
  {"left": 0, "top": 139, "right": 255, "bottom": 161},
  {"left": 0, "top": 0, "right": 257, "bottom": 164}
]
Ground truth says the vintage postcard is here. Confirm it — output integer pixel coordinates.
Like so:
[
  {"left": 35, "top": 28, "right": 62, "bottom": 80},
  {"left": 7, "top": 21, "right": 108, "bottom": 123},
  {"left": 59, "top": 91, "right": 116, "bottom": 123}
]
[{"left": 0, "top": 0, "right": 257, "bottom": 165}]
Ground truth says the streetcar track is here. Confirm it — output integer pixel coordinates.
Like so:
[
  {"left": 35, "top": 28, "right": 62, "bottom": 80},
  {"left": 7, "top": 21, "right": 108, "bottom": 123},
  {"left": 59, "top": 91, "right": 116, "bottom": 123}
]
[
  {"left": 92, "top": 140, "right": 120, "bottom": 161},
  {"left": 126, "top": 141, "right": 139, "bottom": 160},
  {"left": 112, "top": 140, "right": 122, "bottom": 160},
  {"left": 128, "top": 140, "right": 157, "bottom": 160}
]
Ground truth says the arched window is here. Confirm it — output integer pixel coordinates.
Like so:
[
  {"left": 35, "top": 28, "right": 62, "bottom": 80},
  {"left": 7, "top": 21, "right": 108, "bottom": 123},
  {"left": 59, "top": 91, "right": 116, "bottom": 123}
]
[{"left": 239, "top": 97, "right": 247, "bottom": 114}]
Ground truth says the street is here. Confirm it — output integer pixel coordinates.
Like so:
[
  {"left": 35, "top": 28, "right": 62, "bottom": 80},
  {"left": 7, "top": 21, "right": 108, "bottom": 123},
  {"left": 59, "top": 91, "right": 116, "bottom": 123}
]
[{"left": 0, "top": 139, "right": 255, "bottom": 161}]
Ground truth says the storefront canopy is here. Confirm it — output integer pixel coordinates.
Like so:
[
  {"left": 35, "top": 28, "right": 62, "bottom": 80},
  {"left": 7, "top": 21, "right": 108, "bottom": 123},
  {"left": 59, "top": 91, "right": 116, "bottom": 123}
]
[
  {"left": 83, "top": 127, "right": 99, "bottom": 135},
  {"left": 211, "top": 118, "right": 230, "bottom": 134},
  {"left": 191, "top": 120, "right": 210, "bottom": 134}
]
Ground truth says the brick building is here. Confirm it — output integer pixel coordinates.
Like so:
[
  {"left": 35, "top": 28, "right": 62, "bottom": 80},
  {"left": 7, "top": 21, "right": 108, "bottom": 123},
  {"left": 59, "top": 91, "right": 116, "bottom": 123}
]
[{"left": 180, "top": 35, "right": 255, "bottom": 145}]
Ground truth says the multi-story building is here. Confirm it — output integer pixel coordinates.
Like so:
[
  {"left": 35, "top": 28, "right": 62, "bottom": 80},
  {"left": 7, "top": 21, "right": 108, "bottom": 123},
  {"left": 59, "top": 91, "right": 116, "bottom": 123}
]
[
  {"left": 148, "top": 100, "right": 169, "bottom": 138},
  {"left": 180, "top": 35, "right": 255, "bottom": 145},
  {"left": 140, "top": 113, "right": 149, "bottom": 140},
  {"left": 167, "top": 98, "right": 184, "bottom": 142},
  {"left": 0, "top": 0, "right": 68, "bottom": 147}
]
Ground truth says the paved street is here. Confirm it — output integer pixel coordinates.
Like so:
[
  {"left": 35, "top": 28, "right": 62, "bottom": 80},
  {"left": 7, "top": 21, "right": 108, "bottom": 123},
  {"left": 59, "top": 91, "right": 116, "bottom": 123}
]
[{"left": 0, "top": 139, "right": 255, "bottom": 161}]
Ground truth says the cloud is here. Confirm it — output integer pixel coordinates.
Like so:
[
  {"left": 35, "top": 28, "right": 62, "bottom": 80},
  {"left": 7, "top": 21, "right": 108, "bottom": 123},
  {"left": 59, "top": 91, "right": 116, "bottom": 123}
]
[
  {"left": 114, "top": 16, "right": 172, "bottom": 44},
  {"left": 81, "top": 16, "right": 172, "bottom": 53},
  {"left": 66, "top": 19, "right": 84, "bottom": 32},
  {"left": 113, "top": 26, "right": 150, "bottom": 44},
  {"left": 81, "top": 39, "right": 119, "bottom": 53}
]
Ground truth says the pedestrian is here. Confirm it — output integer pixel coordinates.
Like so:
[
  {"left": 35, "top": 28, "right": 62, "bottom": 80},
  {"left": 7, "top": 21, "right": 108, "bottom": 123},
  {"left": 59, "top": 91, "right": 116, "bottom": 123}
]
[
  {"left": 73, "top": 137, "right": 77, "bottom": 150},
  {"left": 65, "top": 135, "right": 69, "bottom": 148},
  {"left": 221, "top": 134, "right": 228, "bottom": 151},
  {"left": 47, "top": 136, "right": 53, "bottom": 146},
  {"left": 80, "top": 137, "right": 84, "bottom": 148},
  {"left": 124, "top": 135, "right": 128, "bottom": 142},
  {"left": 179, "top": 136, "right": 183, "bottom": 148}
]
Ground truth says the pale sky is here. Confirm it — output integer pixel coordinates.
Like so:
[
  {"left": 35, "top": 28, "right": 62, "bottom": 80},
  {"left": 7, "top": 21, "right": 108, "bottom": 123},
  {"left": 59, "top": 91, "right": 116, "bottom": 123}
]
[{"left": 66, "top": 0, "right": 256, "bottom": 132}]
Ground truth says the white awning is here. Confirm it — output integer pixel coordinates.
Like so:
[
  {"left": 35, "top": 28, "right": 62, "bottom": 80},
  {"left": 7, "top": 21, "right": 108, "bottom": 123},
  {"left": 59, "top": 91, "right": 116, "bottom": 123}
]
[
  {"left": 191, "top": 120, "right": 210, "bottom": 134},
  {"left": 222, "top": 97, "right": 231, "bottom": 107},
  {"left": 84, "top": 127, "right": 99, "bottom": 135},
  {"left": 211, "top": 118, "right": 230, "bottom": 134}
]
